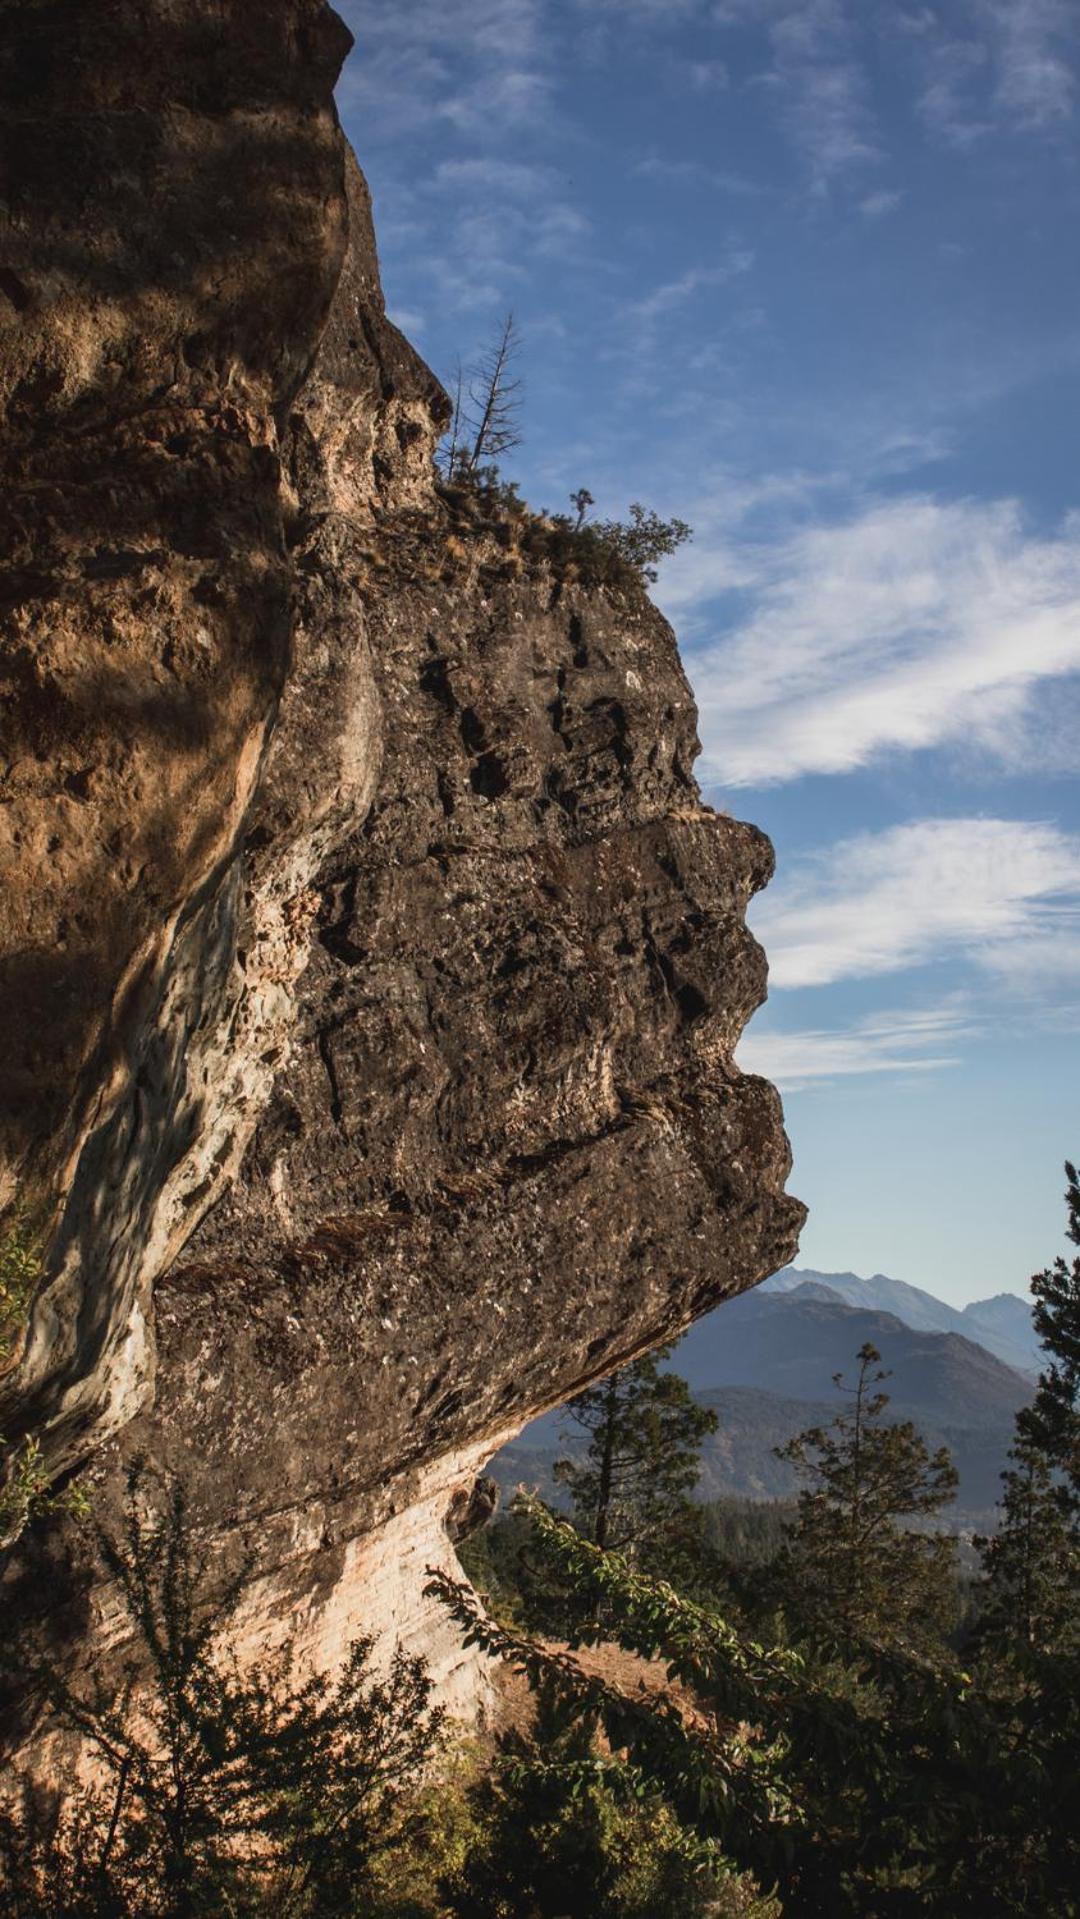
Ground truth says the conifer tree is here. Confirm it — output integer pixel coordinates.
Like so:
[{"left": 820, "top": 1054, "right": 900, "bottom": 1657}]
[
  {"left": 775, "top": 1343, "right": 959, "bottom": 1650},
  {"left": 980, "top": 1161, "right": 1080, "bottom": 1660},
  {"left": 2, "top": 1465, "right": 445, "bottom": 1917},
  {"left": 554, "top": 1348, "right": 717, "bottom": 1564}
]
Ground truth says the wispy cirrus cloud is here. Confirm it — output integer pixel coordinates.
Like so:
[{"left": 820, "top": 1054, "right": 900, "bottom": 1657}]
[
  {"left": 916, "top": 0, "right": 1076, "bottom": 143},
  {"left": 716, "top": 0, "right": 881, "bottom": 188},
  {"left": 980, "top": 0, "right": 1076, "bottom": 126},
  {"left": 363, "top": 137, "right": 592, "bottom": 322},
  {"left": 751, "top": 818, "right": 1080, "bottom": 990},
  {"left": 335, "top": 0, "right": 551, "bottom": 140},
  {"left": 663, "top": 494, "right": 1080, "bottom": 787},
  {"left": 858, "top": 187, "right": 904, "bottom": 217},
  {"left": 628, "top": 258, "right": 754, "bottom": 327},
  {"left": 632, "top": 155, "right": 764, "bottom": 195},
  {"left": 738, "top": 1002, "right": 976, "bottom": 1088}
]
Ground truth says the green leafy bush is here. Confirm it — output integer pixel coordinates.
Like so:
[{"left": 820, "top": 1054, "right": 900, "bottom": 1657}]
[
  {"left": 432, "top": 1492, "right": 1080, "bottom": 1917},
  {"left": 0, "top": 1209, "right": 40, "bottom": 1368},
  {"left": 442, "top": 1697, "right": 778, "bottom": 1919}
]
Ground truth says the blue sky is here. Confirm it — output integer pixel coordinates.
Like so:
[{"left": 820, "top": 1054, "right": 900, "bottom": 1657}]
[{"left": 335, "top": 0, "right": 1080, "bottom": 1307}]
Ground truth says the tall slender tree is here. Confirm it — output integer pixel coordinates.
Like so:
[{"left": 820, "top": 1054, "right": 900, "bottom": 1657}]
[
  {"left": 438, "top": 312, "right": 523, "bottom": 481},
  {"left": 554, "top": 1348, "right": 717, "bottom": 1564},
  {"left": 775, "top": 1343, "right": 959, "bottom": 1650},
  {"left": 980, "top": 1161, "right": 1080, "bottom": 1660}
]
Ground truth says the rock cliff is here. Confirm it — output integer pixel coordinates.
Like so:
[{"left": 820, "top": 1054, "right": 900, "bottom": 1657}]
[{"left": 0, "top": 0, "right": 804, "bottom": 1749}]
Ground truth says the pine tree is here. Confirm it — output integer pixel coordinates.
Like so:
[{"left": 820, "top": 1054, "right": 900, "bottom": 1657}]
[
  {"left": 553, "top": 1348, "right": 717, "bottom": 1565},
  {"left": 980, "top": 1161, "right": 1080, "bottom": 1661},
  {"left": 1018, "top": 1159, "right": 1080, "bottom": 1478},
  {"left": 775, "top": 1343, "right": 959, "bottom": 1651}
]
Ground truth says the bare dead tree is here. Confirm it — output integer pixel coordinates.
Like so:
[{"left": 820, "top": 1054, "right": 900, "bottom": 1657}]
[
  {"left": 459, "top": 312, "right": 523, "bottom": 475},
  {"left": 441, "top": 358, "right": 465, "bottom": 479}
]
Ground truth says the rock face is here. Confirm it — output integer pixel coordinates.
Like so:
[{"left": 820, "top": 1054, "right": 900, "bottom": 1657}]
[{"left": 0, "top": 0, "right": 803, "bottom": 1747}]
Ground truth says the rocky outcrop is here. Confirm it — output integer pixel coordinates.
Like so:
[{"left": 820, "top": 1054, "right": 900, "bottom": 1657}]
[{"left": 0, "top": 0, "right": 803, "bottom": 1748}]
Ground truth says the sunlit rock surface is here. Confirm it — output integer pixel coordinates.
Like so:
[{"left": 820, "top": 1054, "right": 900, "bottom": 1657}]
[{"left": 0, "top": 0, "right": 803, "bottom": 1757}]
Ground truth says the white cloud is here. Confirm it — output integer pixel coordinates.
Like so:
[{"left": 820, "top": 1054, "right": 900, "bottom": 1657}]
[
  {"left": 751, "top": 818, "right": 1080, "bottom": 989},
  {"left": 663, "top": 494, "right": 1080, "bottom": 787},
  {"left": 858, "top": 187, "right": 904, "bottom": 217},
  {"left": 716, "top": 0, "right": 881, "bottom": 187},
  {"left": 917, "top": 35, "right": 993, "bottom": 144},
  {"left": 633, "top": 156, "right": 764, "bottom": 195},
  {"left": 738, "top": 1003, "right": 975, "bottom": 1087},
  {"left": 336, "top": 0, "right": 550, "bottom": 138},
  {"left": 401, "top": 151, "right": 591, "bottom": 317},
  {"left": 388, "top": 307, "right": 426, "bottom": 336},
  {"left": 628, "top": 258, "right": 754, "bottom": 328},
  {"left": 432, "top": 158, "right": 556, "bottom": 198},
  {"left": 686, "top": 58, "right": 731, "bottom": 90},
  {"left": 440, "top": 65, "right": 554, "bottom": 134},
  {"left": 980, "top": 0, "right": 1075, "bottom": 127},
  {"left": 916, "top": 0, "right": 1075, "bottom": 142}
]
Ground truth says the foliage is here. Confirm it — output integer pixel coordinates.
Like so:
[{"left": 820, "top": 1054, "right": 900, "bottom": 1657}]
[
  {"left": 457, "top": 1505, "right": 577, "bottom": 1638},
  {"left": 0, "top": 1433, "right": 91, "bottom": 1547},
  {"left": 576, "top": 500, "right": 693, "bottom": 582},
  {"left": 0, "top": 1208, "right": 90, "bottom": 1545},
  {"left": 0, "top": 1209, "right": 39, "bottom": 1367},
  {"left": 536, "top": 497, "right": 693, "bottom": 586},
  {"left": 1, "top": 1464, "right": 446, "bottom": 1918},
  {"left": 554, "top": 1348, "right": 718, "bottom": 1561},
  {"left": 774, "top": 1342, "right": 959, "bottom": 1653},
  {"left": 435, "top": 321, "right": 692, "bottom": 586},
  {"left": 699, "top": 1500, "right": 796, "bottom": 1574},
  {"left": 980, "top": 1160, "right": 1080, "bottom": 1663},
  {"left": 431, "top": 1493, "right": 1080, "bottom": 1916},
  {"left": 442, "top": 1694, "right": 778, "bottom": 1919}
]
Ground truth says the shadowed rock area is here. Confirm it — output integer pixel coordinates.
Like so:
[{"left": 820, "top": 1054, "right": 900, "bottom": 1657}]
[{"left": 0, "top": 0, "right": 804, "bottom": 1756}]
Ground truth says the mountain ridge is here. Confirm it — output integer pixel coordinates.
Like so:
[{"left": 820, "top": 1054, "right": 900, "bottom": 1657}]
[
  {"left": 668, "top": 1288, "right": 1032, "bottom": 1426},
  {"left": 762, "top": 1266, "right": 1040, "bottom": 1376}
]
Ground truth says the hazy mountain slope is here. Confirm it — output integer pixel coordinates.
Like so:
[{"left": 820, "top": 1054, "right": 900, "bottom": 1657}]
[
  {"left": 762, "top": 1267, "right": 959, "bottom": 1333},
  {"left": 961, "top": 1293, "right": 1043, "bottom": 1371},
  {"left": 488, "top": 1285, "right": 1030, "bottom": 1520},
  {"left": 489, "top": 1382, "right": 1015, "bottom": 1519}
]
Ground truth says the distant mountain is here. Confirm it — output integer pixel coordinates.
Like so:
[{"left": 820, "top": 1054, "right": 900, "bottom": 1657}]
[
  {"left": 486, "top": 1281, "right": 1032, "bottom": 1522},
  {"left": 961, "top": 1293, "right": 1043, "bottom": 1373},
  {"left": 762, "top": 1267, "right": 1041, "bottom": 1376},
  {"left": 668, "top": 1288, "right": 1032, "bottom": 1428},
  {"left": 693, "top": 1387, "right": 1015, "bottom": 1515}
]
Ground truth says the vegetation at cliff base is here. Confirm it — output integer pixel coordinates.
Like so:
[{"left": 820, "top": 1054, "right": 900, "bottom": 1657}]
[
  {"left": 0, "top": 1210, "right": 41, "bottom": 1370},
  {"left": 3, "top": 1163, "right": 1078, "bottom": 1915},
  {"left": 446, "top": 1160, "right": 1080, "bottom": 1916},
  {"left": 0, "top": 1213, "right": 90, "bottom": 1546},
  {"left": 1, "top": 1465, "right": 448, "bottom": 1918}
]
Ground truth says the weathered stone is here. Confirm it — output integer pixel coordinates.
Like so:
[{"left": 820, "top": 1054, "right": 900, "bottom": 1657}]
[{"left": 0, "top": 0, "right": 803, "bottom": 1761}]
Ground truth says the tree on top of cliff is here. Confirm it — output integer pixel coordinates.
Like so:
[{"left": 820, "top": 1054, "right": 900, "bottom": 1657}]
[
  {"left": 441, "top": 312, "right": 523, "bottom": 481},
  {"left": 568, "top": 498, "right": 694, "bottom": 584}
]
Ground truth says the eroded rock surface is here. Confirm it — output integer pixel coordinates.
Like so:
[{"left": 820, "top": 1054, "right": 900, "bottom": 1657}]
[{"left": 0, "top": 0, "right": 803, "bottom": 1748}]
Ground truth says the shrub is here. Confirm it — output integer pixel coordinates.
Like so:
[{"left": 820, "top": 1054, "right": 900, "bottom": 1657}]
[{"left": 1, "top": 1465, "right": 447, "bottom": 1917}]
